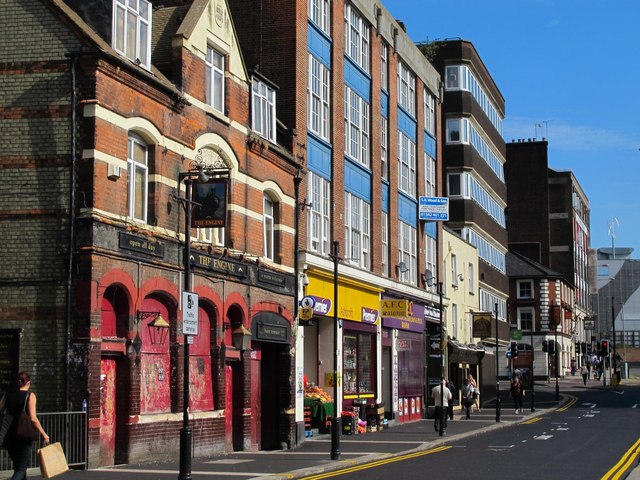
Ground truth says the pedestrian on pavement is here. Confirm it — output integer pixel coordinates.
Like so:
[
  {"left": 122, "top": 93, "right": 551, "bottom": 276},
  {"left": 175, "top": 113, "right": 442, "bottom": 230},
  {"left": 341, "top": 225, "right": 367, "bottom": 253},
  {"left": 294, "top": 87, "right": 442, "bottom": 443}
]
[
  {"left": 510, "top": 375, "right": 525, "bottom": 414},
  {"left": 581, "top": 365, "right": 588, "bottom": 385},
  {"left": 3, "top": 371, "right": 50, "bottom": 480},
  {"left": 467, "top": 373, "right": 480, "bottom": 413},
  {"left": 431, "top": 378, "right": 452, "bottom": 433},
  {"left": 461, "top": 378, "right": 474, "bottom": 419},
  {"left": 446, "top": 379, "right": 456, "bottom": 421}
]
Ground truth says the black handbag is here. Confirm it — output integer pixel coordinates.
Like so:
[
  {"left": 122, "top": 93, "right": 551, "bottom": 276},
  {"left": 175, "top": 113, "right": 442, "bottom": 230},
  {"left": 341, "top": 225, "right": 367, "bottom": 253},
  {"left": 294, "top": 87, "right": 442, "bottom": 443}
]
[{"left": 15, "top": 393, "right": 39, "bottom": 442}]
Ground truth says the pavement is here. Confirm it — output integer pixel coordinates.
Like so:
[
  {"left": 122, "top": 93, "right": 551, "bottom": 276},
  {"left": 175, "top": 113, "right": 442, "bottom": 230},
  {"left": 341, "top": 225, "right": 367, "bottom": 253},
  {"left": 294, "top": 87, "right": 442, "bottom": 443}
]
[{"left": 12, "top": 366, "right": 640, "bottom": 480}]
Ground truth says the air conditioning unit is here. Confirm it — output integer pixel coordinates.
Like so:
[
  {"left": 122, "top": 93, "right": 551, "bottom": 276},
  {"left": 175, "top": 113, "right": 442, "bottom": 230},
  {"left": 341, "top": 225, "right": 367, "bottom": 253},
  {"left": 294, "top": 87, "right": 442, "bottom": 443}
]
[{"left": 107, "top": 164, "right": 121, "bottom": 180}]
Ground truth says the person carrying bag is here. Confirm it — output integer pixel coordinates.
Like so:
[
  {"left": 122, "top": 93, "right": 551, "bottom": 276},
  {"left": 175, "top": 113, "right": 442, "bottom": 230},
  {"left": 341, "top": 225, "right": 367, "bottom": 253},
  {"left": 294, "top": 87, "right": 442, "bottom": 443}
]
[{"left": 3, "top": 372, "right": 50, "bottom": 480}]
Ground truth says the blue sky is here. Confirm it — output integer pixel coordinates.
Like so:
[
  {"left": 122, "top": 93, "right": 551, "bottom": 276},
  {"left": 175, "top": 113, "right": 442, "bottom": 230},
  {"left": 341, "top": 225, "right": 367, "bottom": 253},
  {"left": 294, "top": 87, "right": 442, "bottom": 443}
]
[{"left": 387, "top": 0, "right": 640, "bottom": 255}]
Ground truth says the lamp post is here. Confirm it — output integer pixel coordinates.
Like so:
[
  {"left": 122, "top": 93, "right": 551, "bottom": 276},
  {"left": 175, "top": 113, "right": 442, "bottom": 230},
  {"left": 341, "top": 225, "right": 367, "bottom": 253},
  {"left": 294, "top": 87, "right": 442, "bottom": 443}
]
[
  {"left": 495, "top": 303, "right": 500, "bottom": 422},
  {"left": 330, "top": 241, "right": 341, "bottom": 460},
  {"left": 611, "top": 296, "right": 617, "bottom": 373},
  {"left": 178, "top": 173, "right": 195, "bottom": 480},
  {"left": 438, "top": 283, "right": 444, "bottom": 437},
  {"left": 554, "top": 324, "right": 559, "bottom": 401},
  {"left": 530, "top": 322, "right": 535, "bottom": 412}
]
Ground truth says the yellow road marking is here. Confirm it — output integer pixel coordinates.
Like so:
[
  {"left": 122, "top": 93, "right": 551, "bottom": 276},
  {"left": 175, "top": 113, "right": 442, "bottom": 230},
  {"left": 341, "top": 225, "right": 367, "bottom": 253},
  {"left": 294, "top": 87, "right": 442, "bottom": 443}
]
[
  {"left": 300, "top": 446, "right": 452, "bottom": 479},
  {"left": 522, "top": 417, "right": 542, "bottom": 424},
  {"left": 557, "top": 395, "right": 577, "bottom": 411},
  {"left": 601, "top": 437, "right": 640, "bottom": 480}
]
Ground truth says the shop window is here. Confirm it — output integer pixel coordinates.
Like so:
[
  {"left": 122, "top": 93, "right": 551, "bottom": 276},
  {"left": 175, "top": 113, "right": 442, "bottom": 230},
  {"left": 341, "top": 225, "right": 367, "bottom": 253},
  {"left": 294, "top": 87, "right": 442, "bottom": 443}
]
[{"left": 343, "top": 333, "right": 374, "bottom": 396}]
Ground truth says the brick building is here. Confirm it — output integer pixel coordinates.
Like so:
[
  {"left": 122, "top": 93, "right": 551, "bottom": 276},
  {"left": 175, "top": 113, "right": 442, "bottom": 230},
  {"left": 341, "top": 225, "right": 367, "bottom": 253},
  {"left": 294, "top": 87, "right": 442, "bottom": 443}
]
[
  {"left": 505, "top": 139, "right": 592, "bottom": 374},
  {"left": 229, "top": 0, "right": 445, "bottom": 427},
  {"left": 1, "top": 0, "right": 302, "bottom": 467}
]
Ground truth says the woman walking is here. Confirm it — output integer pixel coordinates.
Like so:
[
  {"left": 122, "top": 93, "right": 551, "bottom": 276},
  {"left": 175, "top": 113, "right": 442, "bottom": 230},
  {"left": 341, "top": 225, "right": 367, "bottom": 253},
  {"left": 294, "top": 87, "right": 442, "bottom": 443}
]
[
  {"left": 511, "top": 376, "right": 525, "bottom": 414},
  {"left": 3, "top": 372, "right": 49, "bottom": 480}
]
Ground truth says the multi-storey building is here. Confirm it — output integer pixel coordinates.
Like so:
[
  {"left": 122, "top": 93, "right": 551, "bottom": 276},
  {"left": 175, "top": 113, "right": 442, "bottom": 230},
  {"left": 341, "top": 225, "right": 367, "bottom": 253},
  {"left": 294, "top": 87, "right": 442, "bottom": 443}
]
[
  {"left": 1, "top": 0, "right": 302, "bottom": 467},
  {"left": 429, "top": 40, "right": 510, "bottom": 333},
  {"left": 594, "top": 248, "right": 640, "bottom": 351},
  {"left": 229, "top": 0, "right": 444, "bottom": 426},
  {"left": 505, "top": 139, "right": 592, "bottom": 374}
]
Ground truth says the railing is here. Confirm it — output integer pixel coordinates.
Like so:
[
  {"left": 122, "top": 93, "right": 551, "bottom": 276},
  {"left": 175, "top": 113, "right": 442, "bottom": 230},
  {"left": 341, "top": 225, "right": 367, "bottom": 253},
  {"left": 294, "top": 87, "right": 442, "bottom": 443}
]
[{"left": 0, "top": 411, "right": 86, "bottom": 471}]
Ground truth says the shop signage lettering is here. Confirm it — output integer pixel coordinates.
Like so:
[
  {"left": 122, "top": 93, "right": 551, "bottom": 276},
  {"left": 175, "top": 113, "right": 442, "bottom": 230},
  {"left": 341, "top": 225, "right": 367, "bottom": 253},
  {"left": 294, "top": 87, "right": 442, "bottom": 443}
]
[
  {"left": 257, "top": 323, "right": 288, "bottom": 342},
  {"left": 193, "top": 253, "right": 246, "bottom": 278},
  {"left": 361, "top": 307, "right": 379, "bottom": 324},
  {"left": 311, "top": 296, "right": 332, "bottom": 315},
  {"left": 380, "top": 299, "right": 409, "bottom": 318},
  {"left": 258, "top": 269, "right": 286, "bottom": 287},
  {"left": 119, "top": 232, "right": 164, "bottom": 257}
]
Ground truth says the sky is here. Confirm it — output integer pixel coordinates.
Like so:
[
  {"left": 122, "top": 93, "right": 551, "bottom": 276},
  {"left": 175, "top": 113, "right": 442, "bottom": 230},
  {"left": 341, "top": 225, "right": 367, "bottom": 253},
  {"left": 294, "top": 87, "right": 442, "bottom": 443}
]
[{"left": 387, "top": 0, "right": 640, "bottom": 255}]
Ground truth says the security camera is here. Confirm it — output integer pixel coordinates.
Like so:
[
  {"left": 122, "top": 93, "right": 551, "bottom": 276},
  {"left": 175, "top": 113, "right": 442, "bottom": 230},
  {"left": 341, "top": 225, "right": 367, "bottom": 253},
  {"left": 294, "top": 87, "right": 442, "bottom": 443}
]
[{"left": 302, "top": 274, "right": 310, "bottom": 287}]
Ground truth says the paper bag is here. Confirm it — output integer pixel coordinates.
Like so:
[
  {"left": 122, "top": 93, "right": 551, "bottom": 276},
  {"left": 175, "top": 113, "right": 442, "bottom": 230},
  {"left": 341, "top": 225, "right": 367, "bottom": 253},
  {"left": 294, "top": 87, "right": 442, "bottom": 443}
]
[{"left": 38, "top": 442, "right": 69, "bottom": 478}]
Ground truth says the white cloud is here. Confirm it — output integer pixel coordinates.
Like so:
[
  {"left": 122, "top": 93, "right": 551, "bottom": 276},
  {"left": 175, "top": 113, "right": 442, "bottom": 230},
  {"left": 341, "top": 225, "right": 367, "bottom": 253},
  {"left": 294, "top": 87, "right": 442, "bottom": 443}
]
[{"left": 505, "top": 116, "right": 638, "bottom": 151}]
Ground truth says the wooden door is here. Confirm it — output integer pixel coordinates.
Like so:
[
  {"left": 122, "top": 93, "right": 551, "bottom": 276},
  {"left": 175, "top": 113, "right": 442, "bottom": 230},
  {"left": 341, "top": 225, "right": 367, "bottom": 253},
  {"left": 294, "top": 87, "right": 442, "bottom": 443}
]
[{"left": 99, "top": 358, "right": 117, "bottom": 465}]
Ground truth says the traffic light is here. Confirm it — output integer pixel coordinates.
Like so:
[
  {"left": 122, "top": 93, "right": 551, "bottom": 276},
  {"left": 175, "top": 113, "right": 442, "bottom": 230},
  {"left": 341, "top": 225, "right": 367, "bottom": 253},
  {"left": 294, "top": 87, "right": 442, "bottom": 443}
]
[
  {"left": 548, "top": 340, "right": 556, "bottom": 355},
  {"left": 581, "top": 342, "right": 587, "bottom": 354},
  {"left": 542, "top": 340, "right": 548, "bottom": 352},
  {"left": 601, "top": 340, "right": 609, "bottom": 355},
  {"left": 510, "top": 342, "right": 519, "bottom": 358}
]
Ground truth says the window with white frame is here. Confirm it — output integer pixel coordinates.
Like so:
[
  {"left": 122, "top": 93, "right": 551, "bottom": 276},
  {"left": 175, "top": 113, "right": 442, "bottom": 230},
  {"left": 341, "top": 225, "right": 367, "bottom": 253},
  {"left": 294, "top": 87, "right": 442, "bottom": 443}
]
[
  {"left": 424, "top": 153, "right": 435, "bottom": 197},
  {"left": 113, "top": 0, "right": 151, "bottom": 69},
  {"left": 197, "top": 227, "right": 225, "bottom": 247},
  {"left": 381, "top": 211, "right": 389, "bottom": 276},
  {"left": 425, "top": 234, "right": 436, "bottom": 290},
  {"left": 380, "top": 43, "right": 388, "bottom": 91},
  {"left": 517, "top": 280, "right": 534, "bottom": 299},
  {"left": 206, "top": 46, "right": 225, "bottom": 113},
  {"left": 452, "top": 303, "right": 458, "bottom": 339},
  {"left": 344, "top": 192, "right": 370, "bottom": 268},
  {"left": 451, "top": 254, "right": 458, "bottom": 287},
  {"left": 398, "top": 221, "right": 416, "bottom": 285},
  {"left": 468, "top": 262, "right": 474, "bottom": 293},
  {"left": 518, "top": 307, "right": 534, "bottom": 331},
  {"left": 447, "top": 172, "right": 506, "bottom": 227},
  {"left": 344, "top": 85, "right": 370, "bottom": 167},
  {"left": 252, "top": 77, "right": 276, "bottom": 142},
  {"left": 263, "top": 194, "right": 275, "bottom": 260},
  {"left": 308, "top": 172, "right": 331, "bottom": 255},
  {"left": 308, "top": 0, "right": 330, "bottom": 34},
  {"left": 424, "top": 89, "right": 436, "bottom": 136},
  {"left": 398, "top": 131, "right": 416, "bottom": 197},
  {"left": 126, "top": 133, "right": 148, "bottom": 222},
  {"left": 308, "top": 55, "right": 330, "bottom": 140},
  {"left": 344, "top": 3, "right": 369, "bottom": 72},
  {"left": 397, "top": 61, "right": 416, "bottom": 116},
  {"left": 381, "top": 117, "right": 388, "bottom": 180}
]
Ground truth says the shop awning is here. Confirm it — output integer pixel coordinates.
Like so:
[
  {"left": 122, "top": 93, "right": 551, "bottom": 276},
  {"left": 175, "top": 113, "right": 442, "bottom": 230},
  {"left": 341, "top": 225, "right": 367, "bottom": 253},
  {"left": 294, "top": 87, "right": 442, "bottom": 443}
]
[
  {"left": 448, "top": 340, "right": 485, "bottom": 365},
  {"left": 480, "top": 337, "right": 511, "bottom": 348}
]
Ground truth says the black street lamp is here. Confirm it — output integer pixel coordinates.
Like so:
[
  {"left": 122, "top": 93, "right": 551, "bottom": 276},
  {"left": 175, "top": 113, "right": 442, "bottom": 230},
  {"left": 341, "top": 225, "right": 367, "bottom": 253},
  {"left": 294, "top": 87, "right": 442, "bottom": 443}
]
[
  {"left": 530, "top": 324, "right": 535, "bottom": 412},
  {"left": 330, "top": 240, "right": 341, "bottom": 460},
  {"left": 611, "top": 296, "right": 617, "bottom": 379},
  {"left": 494, "top": 303, "right": 500, "bottom": 423},
  {"left": 554, "top": 325, "right": 559, "bottom": 401},
  {"left": 438, "top": 283, "right": 444, "bottom": 437},
  {"left": 177, "top": 172, "right": 197, "bottom": 480}
]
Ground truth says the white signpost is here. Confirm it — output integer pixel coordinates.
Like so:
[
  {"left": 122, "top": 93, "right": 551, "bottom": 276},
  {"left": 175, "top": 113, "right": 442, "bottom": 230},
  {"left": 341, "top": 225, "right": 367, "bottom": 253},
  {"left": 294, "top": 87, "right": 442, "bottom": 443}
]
[
  {"left": 182, "top": 291, "right": 199, "bottom": 336},
  {"left": 419, "top": 196, "right": 449, "bottom": 221}
]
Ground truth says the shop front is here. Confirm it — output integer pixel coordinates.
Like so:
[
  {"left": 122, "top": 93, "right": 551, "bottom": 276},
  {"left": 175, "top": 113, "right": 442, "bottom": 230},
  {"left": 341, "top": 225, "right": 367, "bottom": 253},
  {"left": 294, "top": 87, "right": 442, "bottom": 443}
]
[
  {"left": 381, "top": 297, "right": 426, "bottom": 423},
  {"left": 301, "top": 269, "right": 383, "bottom": 427}
]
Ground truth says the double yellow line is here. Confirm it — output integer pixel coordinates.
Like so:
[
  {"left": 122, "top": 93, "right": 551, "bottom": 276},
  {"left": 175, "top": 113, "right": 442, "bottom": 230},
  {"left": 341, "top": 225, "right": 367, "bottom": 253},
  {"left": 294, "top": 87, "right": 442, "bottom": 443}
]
[
  {"left": 602, "top": 437, "right": 640, "bottom": 480},
  {"left": 300, "top": 446, "right": 452, "bottom": 479}
]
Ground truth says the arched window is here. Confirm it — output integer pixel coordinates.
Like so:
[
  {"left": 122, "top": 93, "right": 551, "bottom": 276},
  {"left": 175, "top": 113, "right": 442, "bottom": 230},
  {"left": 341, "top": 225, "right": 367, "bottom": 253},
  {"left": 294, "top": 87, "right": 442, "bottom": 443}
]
[
  {"left": 127, "top": 133, "right": 148, "bottom": 222},
  {"left": 263, "top": 194, "right": 275, "bottom": 261}
]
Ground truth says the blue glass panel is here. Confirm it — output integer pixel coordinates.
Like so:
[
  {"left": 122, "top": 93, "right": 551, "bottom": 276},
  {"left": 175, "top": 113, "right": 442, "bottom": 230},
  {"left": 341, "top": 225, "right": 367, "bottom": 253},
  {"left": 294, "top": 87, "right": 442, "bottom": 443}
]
[
  {"left": 344, "top": 158, "right": 371, "bottom": 201},
  {"left": 308, "top": 23, "right": 331, "bottom": 67},
  {"left": 398, "top": 107, "right": 417, "bottom": 140},
  {"left": 381, "top": 91, "right": 389, "bottom": 118},
  {"left": 344, "top": 57, "right": 371, "bottom": 103},
  {"left": 307, "top": 134, "right": 332, "bottom": 179},
  {"left": 424, "top": 131, "right": 436, "bottom": 158},
  {"left": 397, "top": 193, "right": 417, "bottom": 227},
  {"left": 382, "top": 183, "right": 389, "bottom": 212}
]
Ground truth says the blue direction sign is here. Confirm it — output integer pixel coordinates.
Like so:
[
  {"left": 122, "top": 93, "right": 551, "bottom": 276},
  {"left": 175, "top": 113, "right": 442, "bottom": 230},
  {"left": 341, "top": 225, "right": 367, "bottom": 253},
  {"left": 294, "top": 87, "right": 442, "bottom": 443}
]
[{"left": 419, "top": 196, "right": 449, "bottom": 221}]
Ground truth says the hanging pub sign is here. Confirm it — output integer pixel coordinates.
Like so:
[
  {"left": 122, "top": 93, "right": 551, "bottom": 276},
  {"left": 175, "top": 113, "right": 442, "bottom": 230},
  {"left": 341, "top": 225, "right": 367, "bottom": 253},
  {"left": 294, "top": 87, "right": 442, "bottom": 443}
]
[
  {"left": 472, "top": 313, "right": 493, "bottom": 339},
  {"left": 191, "top": 179, "right": 227, "bottom": 228}
]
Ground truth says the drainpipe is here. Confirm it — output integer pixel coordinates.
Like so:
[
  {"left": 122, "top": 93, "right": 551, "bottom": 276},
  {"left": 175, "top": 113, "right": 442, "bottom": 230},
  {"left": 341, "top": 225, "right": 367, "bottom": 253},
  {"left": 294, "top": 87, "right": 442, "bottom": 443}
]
[{"left": 65, "top": 54, "right": 79, "bottom": 410}]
